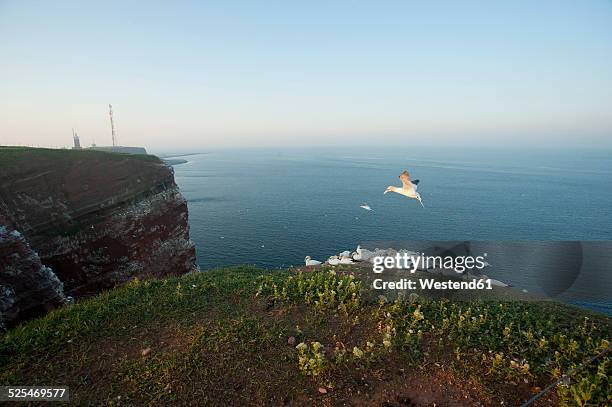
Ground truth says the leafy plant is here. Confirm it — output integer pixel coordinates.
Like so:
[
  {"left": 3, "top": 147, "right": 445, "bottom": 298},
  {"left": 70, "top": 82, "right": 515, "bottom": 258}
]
[
  {"left": 256, "top": 271, "right": 362, "bottom": 313},
  {"left": 296, "top": 342, "right": 327, "bottom": 376}
]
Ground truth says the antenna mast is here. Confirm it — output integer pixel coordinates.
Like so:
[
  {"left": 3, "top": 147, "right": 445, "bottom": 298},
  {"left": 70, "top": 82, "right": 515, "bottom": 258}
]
[
  {"left": 72, "top": 128, "right": 81, "bottom": 149},
  {"left": 109, "top": 104, "right": 117, "bottom": 147}
]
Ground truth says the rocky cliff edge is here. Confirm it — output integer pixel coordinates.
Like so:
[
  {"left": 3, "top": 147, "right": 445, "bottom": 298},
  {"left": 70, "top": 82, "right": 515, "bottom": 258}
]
[{"left": 0, "top": 147, "right": 196, "bottom": 327}]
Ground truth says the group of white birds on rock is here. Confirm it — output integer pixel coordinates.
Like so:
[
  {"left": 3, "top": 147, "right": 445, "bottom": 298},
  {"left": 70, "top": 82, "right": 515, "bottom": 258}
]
[
  {"left": 305, "top": 246, "right": 418, "bottom": 267},
  {"left": 304, "top": 246, "right": 509, "bottom": 287}
]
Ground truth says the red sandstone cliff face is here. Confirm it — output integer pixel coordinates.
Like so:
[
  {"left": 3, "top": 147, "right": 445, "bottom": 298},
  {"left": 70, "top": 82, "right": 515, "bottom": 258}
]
[{"left": 0, "top": 148, "right": 196, "bottom": 305}]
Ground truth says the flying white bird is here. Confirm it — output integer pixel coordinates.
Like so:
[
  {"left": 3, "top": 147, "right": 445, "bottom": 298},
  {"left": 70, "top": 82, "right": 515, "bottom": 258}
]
[
  {"left": 384, "top": 170, "right": 424, "bottom": 207},
  {"left": 305, "top": 256, "right": 322, "bottom": 266},
  {"left": 359, "top": 203, "right": 372, "bottom": 211}
]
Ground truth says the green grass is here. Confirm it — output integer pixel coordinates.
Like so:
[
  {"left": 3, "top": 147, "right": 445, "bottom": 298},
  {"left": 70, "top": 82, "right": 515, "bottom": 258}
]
[
  {"left": 0, "top": 146, "right": 160, "bottom": 167},
  {"left": 1, "top": 267, "right": 610, "bottom": 405}
]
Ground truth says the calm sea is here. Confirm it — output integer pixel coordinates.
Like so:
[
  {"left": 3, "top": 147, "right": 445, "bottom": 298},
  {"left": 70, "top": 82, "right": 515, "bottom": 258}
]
[{"left": 162, "top": 147, "right": 612, "bottom": 313}]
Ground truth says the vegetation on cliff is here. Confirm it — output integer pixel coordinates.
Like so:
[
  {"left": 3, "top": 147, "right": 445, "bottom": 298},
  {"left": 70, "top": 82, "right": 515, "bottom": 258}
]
[
  {"left": 0, "top": 146, "right": 157, "bottom": 165},
  {"left": 0, "top": 267, "right": 609, "bottom": 406}
]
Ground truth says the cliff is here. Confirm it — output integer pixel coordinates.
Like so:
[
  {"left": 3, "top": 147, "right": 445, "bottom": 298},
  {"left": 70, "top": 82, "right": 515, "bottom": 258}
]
[
  {"left": 0, "top": 227, "right": 67, "bottom": 330},
  {"left": 0, "top": 147, "right": 196, "bottom": 325}
]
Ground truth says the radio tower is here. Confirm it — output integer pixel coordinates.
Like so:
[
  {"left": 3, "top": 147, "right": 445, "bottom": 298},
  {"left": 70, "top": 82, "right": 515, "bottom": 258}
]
[
  {"left": 72, "top": 128, "right": 81, "bottom": 149},
  {"left": 109, "top": 104, "right": 117, "bottom": 147}
]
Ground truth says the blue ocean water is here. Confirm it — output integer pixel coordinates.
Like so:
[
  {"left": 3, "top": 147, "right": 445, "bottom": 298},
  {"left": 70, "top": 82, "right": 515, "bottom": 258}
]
[{"left": 165, "top": 147, "right": 612, "bottom": 310}]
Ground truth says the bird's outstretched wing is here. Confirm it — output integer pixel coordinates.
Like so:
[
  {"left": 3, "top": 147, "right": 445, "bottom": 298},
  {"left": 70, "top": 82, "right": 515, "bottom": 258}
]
[{"left": 399, "top": 171, "right": 415, "bottom": 192}]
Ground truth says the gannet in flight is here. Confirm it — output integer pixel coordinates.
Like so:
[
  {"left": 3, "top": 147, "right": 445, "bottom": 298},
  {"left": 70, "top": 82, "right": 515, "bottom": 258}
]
[
  {"left": 359, "top": 203, "right": 372, "bottom": 211},
  {"left": 384, "top": 170, "right": 424, "bottom": 207}
]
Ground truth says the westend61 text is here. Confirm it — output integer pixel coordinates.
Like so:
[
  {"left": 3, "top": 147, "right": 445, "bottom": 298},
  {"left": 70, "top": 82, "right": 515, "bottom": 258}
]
[{"left": 373, "top": 278, "right": 493, "bottom": 290}]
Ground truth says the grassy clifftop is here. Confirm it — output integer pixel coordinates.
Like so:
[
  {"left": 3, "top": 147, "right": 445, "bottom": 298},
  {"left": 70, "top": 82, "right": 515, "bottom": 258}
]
[
  {"left": 0, "top": 146, "right": 158, "bottom": 166},
  {"left": 1, "top": 267, "right": 610, "bottom": 406}
]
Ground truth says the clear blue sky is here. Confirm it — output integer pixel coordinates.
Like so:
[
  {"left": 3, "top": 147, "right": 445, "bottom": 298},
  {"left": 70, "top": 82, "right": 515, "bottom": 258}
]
[{"left": 1, "top": 1, "right": 611, "bottom": 149}]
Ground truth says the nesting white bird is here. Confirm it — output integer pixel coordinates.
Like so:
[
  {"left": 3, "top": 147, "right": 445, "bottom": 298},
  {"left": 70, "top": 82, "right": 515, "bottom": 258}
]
[
  {"left": 339, "top": 250, "right": 351, "bottom": 258},
  {"left": 384, "top": 170, "right": 424, "bottom": 207},
  {"left": 359, "top": 203, "right": 372, "bottom": 211},
  {"left": 386, "top": 248, "right": 398, "bottom": 257},
  {"left": 474, "top": 274, "right": 509, "bottom": 287},
  {"left": 339, "top": 256, "right": 354, "bottom": 265},
  {"left": 353, "top": 245, "right": 374, "bottom": 261},
  {"left": 305, "top": 256, "right": 322, "bottom": 266},
  {"left": 488, "top": 278, "right": 509, "bottom": 287},
  {"left": 326, "top": 256, "right": 341, "bottom": 266},
  {"left": 371, "top": 248, "right": 388, "bottom": 258}
]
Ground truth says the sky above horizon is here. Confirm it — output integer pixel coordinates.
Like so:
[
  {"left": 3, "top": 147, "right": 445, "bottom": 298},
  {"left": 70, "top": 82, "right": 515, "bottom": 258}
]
[{"left": 1, "top": 1, "right": 611, "bottom": 149}]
